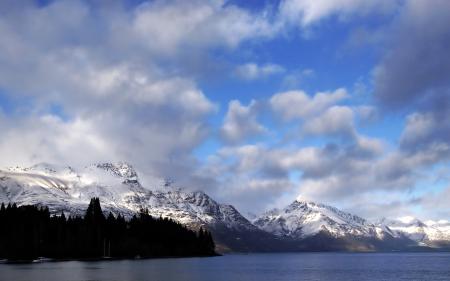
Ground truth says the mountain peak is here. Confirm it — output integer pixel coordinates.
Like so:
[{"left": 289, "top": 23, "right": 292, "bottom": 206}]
[
  {"left": 397, "top": 216, "right": 423, "bottom": 225},
  {"left": 1, "top": 162, "right": 450, "bottom": 251},
  {"left": 292, "top": 198, "right": 331, "bottom": 210},
  {"left": 0, "top": 162, "right": 264, "bottom": 252},
  {"left": 254, "top": 198, "right": 382, "bottom": 240},
  {"left": 378, "top": 215, "right": 450, "bottom": 241},
  {"left": 4, "top": 163, "right": 77, "bottom": 178},
  {"left": 94, "top": 162, "right": 138, "bottom": 180}
]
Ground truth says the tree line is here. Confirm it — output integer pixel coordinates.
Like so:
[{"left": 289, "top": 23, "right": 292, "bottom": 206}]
[{"left": 0, "top": 198, "right": 215, "bottom": 260}]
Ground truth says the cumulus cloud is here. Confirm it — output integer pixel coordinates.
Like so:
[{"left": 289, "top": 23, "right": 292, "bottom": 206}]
[
  {"left": 418, "top": 186, "right": 450, "bottom": 220},
  {"left": 208, "top": 86, "right": 396, "bottom": 213},
  {"left": 400, "top": 113, "right": 437, "bottom": 151},
  {"left": 200, "top": 133, "right": 387, "bottom": 213},
  {"left": 280, "top": 68, "right": 315, "bottom": 90},
  {"left": 270, "top": 88, "right": 348, "bottom": 120},
  {"left": 354, "top": 105, "right": 378, "bottom": 124},
  {"left": 374, "top": 0, "right": 450, "bottom": 109},
  {"left": 132, "top": 0, "right": 278, "bottom": 54},
  {"left": 337, "top": 0, "right": 450, "bottom": 219},
  {"left": 279, "top": 0, "right": 399, "bottom": 27},
  {"left": 0, "top": 0, "right": 449, "bottom": 220},
  {"left": 205, "top": 112, "right": 450, "bottom": 217},
  {"left": 234, "top": 63, "right": 285, "bottom": 80},
  {"left": 198, "top": 144, "right": 295, "bottom": 212},
  {"left": 0, "top": 115, "right": 112, "bottom": 167},
  {"left": 397, "top": 111, "right": 450, "bottom": 168},
  {"left": 292, "top": 135, "right": 450, "bottom": 207},
  {"left": 373, "top": 0, "right": 450, "bottom": 169},
  {"left": 303, "top": 105, "right": 356, "bottom": 138},
  {"left": 206, "top": 130, "right": 384, "bottom": 199},
  {"left": 0, "top": 0, "right": 267, "bottom": 182},
  {"left": 207, "top": 1, "right": 450, "bottom": 218},
  {"left": 281, "top": 137, "right": 383, "bottom": 180},
  {"left": 221, "top": 100, "right": 266, "bottom": 143},
  {"left": 0, "top": 40, "right": 216, "bottom": 178}
]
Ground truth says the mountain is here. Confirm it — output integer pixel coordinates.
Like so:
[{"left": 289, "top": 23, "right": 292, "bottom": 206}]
[
  {"left": 1, "top": 162, "right": 449, "bottom": 252},
  {"left": 0, "top": 162, "right": 284, "bottom": 252},
  {"left": 254, "top": 200, "right": 391, "bottom": 239},
  {"left": 253, "top": 200, "right": 414, "bottom": 251},
  {"left": 0, "top": 162, "right": 146, "bottom": 216},
  {"left": 378, "top": 217, "right": 450, "bottom": 248}
]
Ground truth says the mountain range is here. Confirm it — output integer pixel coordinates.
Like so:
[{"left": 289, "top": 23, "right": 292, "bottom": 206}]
[{"left": 1, "top": 162, "right": 449, "bottom": 252}]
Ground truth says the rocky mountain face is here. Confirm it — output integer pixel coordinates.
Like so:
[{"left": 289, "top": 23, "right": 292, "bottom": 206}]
[
  {"left": 378, "top": 217, "right": 450, "bottom": 248},
  {"left": 252, "top": 200, "right": 406, "bottom": 251},
  {"left": 0, "top": 163, "right": 283, "bottom": 252},
  {"left": 253, "top": 200, "right": 389, "bottom": 239},
  {"left": 252, "top": 200, "right": 450, "bottom": 251},
  {"left": 1, "top": 162, "right": 449, "bottom": 252}
]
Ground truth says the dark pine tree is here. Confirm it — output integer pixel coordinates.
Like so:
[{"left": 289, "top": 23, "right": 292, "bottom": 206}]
[{"left": 0, "top": 198, "right": 216, "bottom": 260}]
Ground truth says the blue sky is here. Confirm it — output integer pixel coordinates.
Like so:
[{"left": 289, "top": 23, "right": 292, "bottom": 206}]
[{"left": 0, "top": 0, "right": 449, "bottom": 220}]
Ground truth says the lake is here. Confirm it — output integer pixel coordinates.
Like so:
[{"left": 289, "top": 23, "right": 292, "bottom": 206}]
[{"left": 1, "top": 253, "right": 449, "bottom": 281}]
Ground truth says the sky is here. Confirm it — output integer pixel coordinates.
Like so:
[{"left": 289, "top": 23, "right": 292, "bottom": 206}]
[{"left": 0, "top": 0, "right": 449, "bottom": 220}]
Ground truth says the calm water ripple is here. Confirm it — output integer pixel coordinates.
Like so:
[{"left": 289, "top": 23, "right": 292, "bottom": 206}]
[{"left": 0, "top": 253, "right": 449, "bottom": 281}]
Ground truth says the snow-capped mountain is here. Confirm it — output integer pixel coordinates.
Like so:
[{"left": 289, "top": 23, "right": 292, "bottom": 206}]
[
  {"left": 253, "top": 199, "right": 450, "bottom": 250},
  {"left": 378, "top": 216, "right": 450, "bottom": 247},
  {"left": 1, "top": 162, "right": 147, "bottom": 216},
  {"left": 253, "top": 200, "right": 392, "bottom": 240},
  {"left": 1, "top": 163, "right": 449, "bottom": 252},
  {"left": 0, "top": 162, "right": 276, "bottom": 252}
]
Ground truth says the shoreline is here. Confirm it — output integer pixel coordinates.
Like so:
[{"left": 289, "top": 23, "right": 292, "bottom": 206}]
[
  {"left": 5, "top": 249, "right": 450, "bottom": 264},
  {"left": 1, "top": 253, "right": 221, "bottom": 264}
]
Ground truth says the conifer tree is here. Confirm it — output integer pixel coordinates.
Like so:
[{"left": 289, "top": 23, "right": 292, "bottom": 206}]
[{"left": 0, "top": 198, "right": 216, "bottom": 260}]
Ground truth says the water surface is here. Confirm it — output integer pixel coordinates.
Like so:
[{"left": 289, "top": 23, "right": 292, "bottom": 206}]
[{"left": 1, "top": 253, "right": 449, "bottom": 281}]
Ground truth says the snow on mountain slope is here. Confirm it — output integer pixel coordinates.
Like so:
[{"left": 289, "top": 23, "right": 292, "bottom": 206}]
[
  {"left": 2, "top": 163, "right": 449, "bottom": 252},
  {"left": 253, "top": 200, "right": 392, "bottom": 240},
  {"left": 0, "top": 163, "right": 145, "bottom": 215},
  {"left": 425, "top": 220, "right": 450, "bottom": 241},
  {"left": 0, "top": 163, "right": 255, "bottom": 232},
  {"left": 137, "top": 189, "right": 257, "bottom": 230},
  {"left": 378, "top": 216, "right": 450, "bottom": 245}
]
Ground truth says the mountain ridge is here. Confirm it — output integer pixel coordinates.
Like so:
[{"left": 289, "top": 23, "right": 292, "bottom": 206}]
[
  {"left": 253, "top": 199, "right": 393, "bottom": 240},
  {"left": 0, "top": 162, "right": 281, "bottom": 252},
  {"left": 1, "top": 162, "right": 449, "bottom": 252}
]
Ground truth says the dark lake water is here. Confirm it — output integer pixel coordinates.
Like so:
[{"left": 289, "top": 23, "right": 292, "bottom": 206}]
[{"left": 1, "top": 253, "right": 449, "bottom": 281}]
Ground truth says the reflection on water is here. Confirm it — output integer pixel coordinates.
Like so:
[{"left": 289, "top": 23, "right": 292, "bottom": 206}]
[{"left": 1, "top": 253, "right": 450, "bottom": 281}]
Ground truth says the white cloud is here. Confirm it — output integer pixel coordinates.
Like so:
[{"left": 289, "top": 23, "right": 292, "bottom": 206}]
[
  {"left": 373, "top": 0, "right": 450, "bottom": 109},
  {"left": 355, "top": 105, "right": 378, "bottom": 124},
  {"left": 234, "top": 63, "right": 285, "bottom": 80},
  {"left": 419, "top": 186, "right": 450, "bottom": 220},
  {"left": 303, "top": 105, "right": 355, "bottom": 138},
  {"left": 270, "top": 88, "right": 348, "bottom": 120},
  {"left": 132, "top": 0, "right": 277, "bottom": 55},
  {"left": 279, "top": 0, "right": 399, "bottom": 27},
  {"left": 0, "top": 0, "right": 449, "bottom": 220},
  {"left": 280, "top": 68, "right": 315, "bottom": 89},
  {"left": 400, "top": 113, "right": 435, "bottom": 148},
  {"left": 199, "top": 144, "right": 294, "bottom": 212},
  {"left": 0, "top": 115, "right": 112, "bottom": 167},
  {"left": 221, "top": 100, "right": 266, "bottom": 143},
  {"left": 0, "top": 1, "right": 225, "bottom": 182},
  {"left": 203, "top": 106, "right": 450, "bottom": 217},
  {"left": 216, "top": 144, "right": 266, "bottom": 174}
]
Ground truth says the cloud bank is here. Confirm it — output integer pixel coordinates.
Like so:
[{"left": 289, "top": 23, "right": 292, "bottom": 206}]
[{"left": 0, "top": 0, "right": 449, "bottom": 220}]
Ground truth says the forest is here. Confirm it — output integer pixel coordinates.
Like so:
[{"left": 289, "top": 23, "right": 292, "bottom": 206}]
[{"left": 0, "top": 198, "right": 216, "bottom": 261}]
